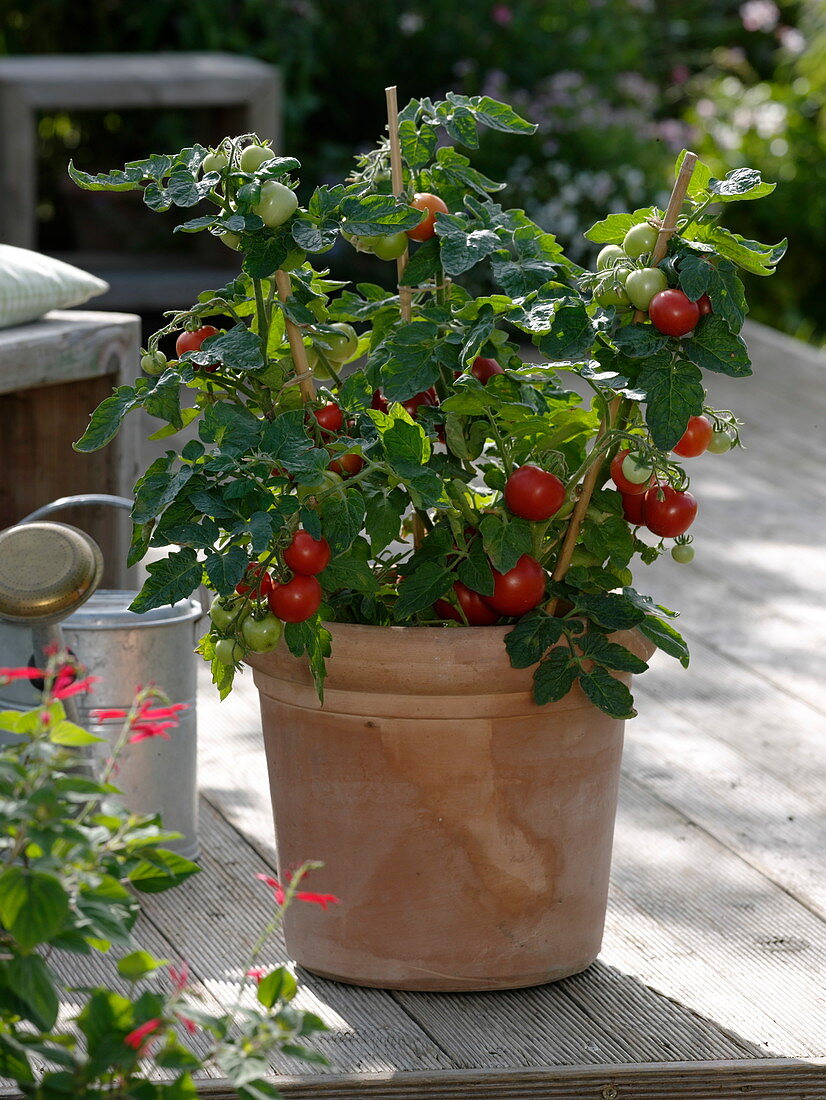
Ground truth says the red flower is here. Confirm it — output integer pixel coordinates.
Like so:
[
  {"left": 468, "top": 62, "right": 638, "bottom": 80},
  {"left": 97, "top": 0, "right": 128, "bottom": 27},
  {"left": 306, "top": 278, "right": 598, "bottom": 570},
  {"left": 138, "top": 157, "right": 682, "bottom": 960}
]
[
  {"left": 53, "top": 675, "right": 100, "bottom": 701},
  {"left": 128, "top": 721, "right": 175, "bottom": 744},
  {"left": 124, "top": 1018, "right": 161, "bottom": 1050},
  {"left": 246, "top": 967, "right": 267, "bottom": 984},
  {"left": 255, "top": 872, "right": 285, "bottom": 905},
  {"left": 0, "top": 667, "right": 45, "bottom": 683},
  {"left": 91, "top": 707, "right": 129, "bottom": 721},
  {"left": 255, "top": 872, "right": 340, "bottom": 910},
  {"left": 138, "top": 702, "right": 188, "bottom": 720},
  {"left": 169, "top": 961, "right": 189, "bottom": 992},
  {"left": 178, "top": 1015, "right": 197, "bottom": 1035}
]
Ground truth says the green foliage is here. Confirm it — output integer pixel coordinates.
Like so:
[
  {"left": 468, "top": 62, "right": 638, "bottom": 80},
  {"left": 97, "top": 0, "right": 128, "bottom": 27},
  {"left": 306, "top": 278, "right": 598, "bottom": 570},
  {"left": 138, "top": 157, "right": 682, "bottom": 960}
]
[{"left": 66, "top": 106, "right": 780, "bottom": 717}]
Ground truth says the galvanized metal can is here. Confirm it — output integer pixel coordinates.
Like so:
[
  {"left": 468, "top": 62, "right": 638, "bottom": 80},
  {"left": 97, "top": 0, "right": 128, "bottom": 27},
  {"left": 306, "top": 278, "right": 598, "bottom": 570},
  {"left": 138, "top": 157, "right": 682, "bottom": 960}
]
[{"left": 0, "top": 591, "right": 202, "bottom": 859}]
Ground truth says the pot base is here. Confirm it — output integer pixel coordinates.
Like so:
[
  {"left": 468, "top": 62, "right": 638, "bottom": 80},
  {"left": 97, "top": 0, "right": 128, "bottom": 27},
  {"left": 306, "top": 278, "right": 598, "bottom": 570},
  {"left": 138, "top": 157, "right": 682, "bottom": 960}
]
[{"left": 297, "top": 956, "right": 596, "bottom": 993}]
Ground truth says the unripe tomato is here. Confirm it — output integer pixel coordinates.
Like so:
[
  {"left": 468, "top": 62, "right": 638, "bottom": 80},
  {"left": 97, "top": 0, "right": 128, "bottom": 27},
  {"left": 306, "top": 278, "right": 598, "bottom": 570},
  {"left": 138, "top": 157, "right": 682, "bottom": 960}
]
[
  {"left": 434, "top": 582, "right": 500, "bottom": 625},
  {"left": 643, "top": 486, "right": 698, "bottom": 537},
  {"left": 648, "top": 290, "right": 700, "bottom": 337},
  {"left": 312, "top": 402, "right": 344, "bottom": 434},
  {"left": 622, "top": 222, "right": 659, "bottom": 258},
  {"left": 594, "top": 282, "right": 630, "bottom": 308},
  {"left": 708, "top": 428, "right": 734, "bottom": 454},
  {"left": 504, "top": 465, "right": 566, "bottom": 521},
  {"left": 209, "top": 595, "right": 236, "bottom": 631},
  {"left": 140, "top": 350, "right": 167, "bottom": 376},
  {"left": 283, "top": 530, "right": 331, "bottom": 576},
  {"left": 323, "top": 323, "right": 358, "bottom": 362},
  {"left": 624, "top": 267, "right": 668, "bottom": 311},
  {"left": 611, "top": 449, "right": 654, "bottom": 495},
  {"left": 296, "top": 469, "right": 346, "bottom": 503},
  {"left": 361, "top": 231, "right": 408, "bottom": 260},
  {"left": 673, "top": 415, "right": 713, "bottom": 458},
  {"left": 254, "top": 180, "right": 298, "bottom": 227},
  {"left": 471, "top": 356, "right": 504, "bottom": 384},
  {"left": 268, "top": 575, "right": 323, "bottom": 623},
  {"left": 202, "top": 151, "right": 228, "bottom": 174},
  {"left": 671, "top": 543, "right": 695, "bottom": 564},
  {"left": 241, "top": 613, "right": 283, "bottom": 652},
  {"left": 215, "top": 638, "right": 245, "bottom": 665},
  {"left": 482, "top": 555, "right": 547, "bottom": 617},
  {"left": 406, "top": 193, "right": 448, "bottom": 242},
  {"left": 176, "top": 325, "right": 219, "bottom": 358},
  {"left": 239, "top": 144, "right": 275, "bottom": 173},
  {"left": 596, "top": 244, "right": 625, "bottom": 270},
  {"left": 219, "top": 231, "right": 242, "bottom": 251}
]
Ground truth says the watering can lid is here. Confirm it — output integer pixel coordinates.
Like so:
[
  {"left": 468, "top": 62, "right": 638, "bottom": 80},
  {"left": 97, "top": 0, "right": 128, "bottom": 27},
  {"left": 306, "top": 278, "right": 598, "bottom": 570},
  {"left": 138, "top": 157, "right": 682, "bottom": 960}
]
[
  {"left": 0, "top": 521, "right": 103, "bottom": 624},
  {"left": 64, "top": 590, "right": 202, "bottom": 629}
]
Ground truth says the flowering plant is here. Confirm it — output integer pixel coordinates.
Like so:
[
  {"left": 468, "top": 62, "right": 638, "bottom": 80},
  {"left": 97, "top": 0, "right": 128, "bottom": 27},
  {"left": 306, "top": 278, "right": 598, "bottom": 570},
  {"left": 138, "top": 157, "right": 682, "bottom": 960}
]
[
  {"left": 69, "top": 92, "right": 783, "bottom": 717},
  {"left": 0, "top": 658, "right": 332, "bottom": 1096}
]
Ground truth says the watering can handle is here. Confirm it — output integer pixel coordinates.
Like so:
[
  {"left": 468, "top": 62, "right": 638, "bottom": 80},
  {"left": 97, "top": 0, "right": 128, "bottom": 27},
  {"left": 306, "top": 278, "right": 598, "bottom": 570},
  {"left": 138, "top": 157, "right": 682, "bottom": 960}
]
[{"left": 21, "top": 495, "right": 133, "bottom": 522}]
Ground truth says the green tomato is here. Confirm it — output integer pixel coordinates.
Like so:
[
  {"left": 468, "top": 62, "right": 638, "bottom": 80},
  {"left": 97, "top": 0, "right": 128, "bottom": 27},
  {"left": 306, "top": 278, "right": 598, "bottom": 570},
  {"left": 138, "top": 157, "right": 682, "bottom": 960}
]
[
  {"left": 304, "top": 344, "right": 334, "bottom": 380},
  {"left": 361, "top": 232, "right": 408, "bottom": 260},
  {"left": 625, "top": 267, "right": 668, "bottom": 311},
  {"left": 323, "top": 323, "right": 358, "bottom": 362},
  {"left": 209, "top": 596, "right": 242, "bottom": 631},
  {"left": 671, "top": 543, "right": 695, "bottom": 564},
  {"left": 239, "top": 144, "right": 275, "bottom": 173},
  {"left": 596, "top": 244, "right": 625, "bottom": 271},
  {"left": 214, "top": 638, "right": 245, "bottom": 665},
  {"left": 140, "top": 350, "right": 167, "bottom": 376},
  {"left": 622, "top": 223, "right": 659, "bottom": 258},
  {"left": 296, "top": 470, "right": 346, "bottom": 504},
  {"left": 241, "top": 613, "right": 283, "bottom": 653},
  {"left": 219, "top": 231, "right": 242, "bottom": 251},
  {"left": 708, "top": 428, "right": 735, "bottom": 454},
  {"left": 254, "top": 180, "right": 298, "bottom": 228},
  {"left": 594, "top": 282, "right": 630, "bottom": 308},
  {"left": 202, "top": 151, "right": 228, "bottom": 174},
  {"left": 621, "top": 452, "right": 653, "bottom": 484}
]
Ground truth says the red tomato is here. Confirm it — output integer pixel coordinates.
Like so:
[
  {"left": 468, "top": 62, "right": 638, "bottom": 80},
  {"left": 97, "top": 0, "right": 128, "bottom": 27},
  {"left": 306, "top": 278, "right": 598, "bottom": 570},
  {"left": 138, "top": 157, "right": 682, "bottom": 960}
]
[
  {"left": 610, "top": 448, "right": 653, "bottom": 495},
  {"left": 621, "top": 491, "right": 647, "bottom": 525},
  {"left": 402, "top": 388, "right": 438, "bottom": 419},
  {"left": 643, "top": 486, "right": 698, "bottom": 537},
  {"left": 648, "top": 290, "right": 700, "bottom": 337},
  {"left": 371, "top": 390, "right": 389, "bottom": 413},
  {"left": 328, "top": 450, "right": 364, "bottom": 477},
  {"left": 267, "top": 575, "right": 323, "bottom": 622},
  {"left": 406, "top": 193, "right": 449, "bottom": 242},
  {"left": 471, "top": 356, "right": 504, "bottom": 384},
  {"left": 283, "top": 530, "right": 331, "bottom": 576},
  {"left": 312, "top": 402, "right": 344, "bottom": 434},
  {"left": 504, "top": 465, "right": 566, "bottom": 521},
  {"left": 235, "top": 564, "right": 272, "bottom": 598},
  {"left": 434, "top": 581, "right": 500, "bottom": 625},
  {"left": 482, "top": 555, "right": 547, "bottom": 617},
  {"left": 175, "top": 325, "right": 219, "bottom": 358},
  {"left": 697, "top": 293, "right": 713, "bottom": 315},
  {"left": 673, "top": 415, "right": 713, "bottom": 458}
]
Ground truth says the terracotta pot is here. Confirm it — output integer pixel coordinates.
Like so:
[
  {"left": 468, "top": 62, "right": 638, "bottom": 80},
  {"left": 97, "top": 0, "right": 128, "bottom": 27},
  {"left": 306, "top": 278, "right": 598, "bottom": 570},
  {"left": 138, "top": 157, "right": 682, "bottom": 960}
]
[{"left": 247, "top": 622, "right": 652, "bottom": 992}]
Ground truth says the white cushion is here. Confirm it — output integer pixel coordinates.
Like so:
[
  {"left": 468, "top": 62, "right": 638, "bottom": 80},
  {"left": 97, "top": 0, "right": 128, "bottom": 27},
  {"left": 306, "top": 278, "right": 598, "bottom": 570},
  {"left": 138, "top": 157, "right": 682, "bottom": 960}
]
[{"left": 0, "top": 245, "right": 109, "bottom": 329}]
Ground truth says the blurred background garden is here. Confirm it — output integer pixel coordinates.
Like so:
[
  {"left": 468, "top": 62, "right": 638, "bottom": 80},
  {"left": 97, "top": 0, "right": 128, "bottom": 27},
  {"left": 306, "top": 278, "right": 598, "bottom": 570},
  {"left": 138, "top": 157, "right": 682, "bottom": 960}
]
[{"left": 2, "top": 0, "right": 823, "bottom": 344}]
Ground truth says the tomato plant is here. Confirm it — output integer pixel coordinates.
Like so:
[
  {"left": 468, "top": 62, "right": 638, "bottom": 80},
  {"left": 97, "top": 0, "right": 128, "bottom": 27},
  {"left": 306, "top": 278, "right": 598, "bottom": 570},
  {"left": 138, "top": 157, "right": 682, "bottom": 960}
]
[
  {"left": 673, "top": 415, "right": 713, "bottom": 457},
  {"left": 504, "top": 465, "right": 565, "bottom": 521},
  {"left": 71, "top": 107, "right": 782, "bottom": 715},
  {"left": 283, "top": 530, "right": 331, "bottom": 576},
  {"left": 241, "top": 613, "right": 284, "bottom": 652},
  {"left": 406, "top": 193, "right": 448, "bottom": 242},
  {"left": 648, "top": 289, "right": 700, "bottom": 337},
  {"left": 643, "top": 486, "right": 698, "bottom": 537}
]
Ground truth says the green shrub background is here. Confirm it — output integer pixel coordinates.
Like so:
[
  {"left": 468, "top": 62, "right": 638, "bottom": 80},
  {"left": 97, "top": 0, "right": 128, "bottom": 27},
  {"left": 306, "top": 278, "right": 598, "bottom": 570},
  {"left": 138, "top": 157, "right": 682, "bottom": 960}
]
[{"left": 2, "top": 0, "right": 822, "bottom": 343}]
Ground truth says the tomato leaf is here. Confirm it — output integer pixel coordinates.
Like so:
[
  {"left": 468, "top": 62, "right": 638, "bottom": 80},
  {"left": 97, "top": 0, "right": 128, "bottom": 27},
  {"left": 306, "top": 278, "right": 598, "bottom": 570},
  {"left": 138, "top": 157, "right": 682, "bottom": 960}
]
[
  {"left": 400, "top": 238, "right": 441, "bottom": 285},
  {"left": 533, "top": 647, "right": 578, "bottom": 705},
  {"left": 340, "top": 194, "right": 423, "bottom": 236},
  {"left": 686, "top": 225, "right": 786, "bottom": 276},
  {"left": 442, "top": 93, "right": 537, "bottom": 136},
  {"left": 574, "top": 592, "right": 646, "bottom": 631},
  {"left": 456, "top": 537, "right": 495, "bottom": 597},
  {"left": 534, "top": 300, "right": 595, "bottom": 360},
  {"left": 200, "top": 401, "right": 262, "bottom": 454},
  {"left": 708, "top": 167, "right": 776, "bottom": 202},
  {"left": 675, "top": 150, "right": 712, "bottom": 197},
  {"left": 578, "top": 666, "right": 636, "bottom": 719},
  {"left": 479, "top": 513, "right": 533, "bottom": 573},
  {"left": 612, "top": 324, "right": 668, "bottom": 358},
  {"left": 584, "top": 207, "right": 656, "bottom": 245},
  {"left": 74, "top": 386, "right": 139, "bottom": 452},
  {"left": 399, "top": 119, "right": 438, "bottom": 170},
  {"left": 284, "top": 617, "right": 332, "bottom": 703},
  {"left": 579, "top": 631, "right": 648, "bottom": 673},
  {"left": 318, "top": 490, "right": 365, "bottom": 554},
  {"left": 638, "top": 615, "right": 690, "bottom": 668},
  {"left": 637, "top": 358, "right": 705, "bottom": 450},
  {"left": 505, "top": 610, "right": 565, "bottom": 669},
  {"left": 204, "top": 546, "right": 248, "bottom": 596},
  {"left": 363, "top": 489, "right": 406, "bottom": 553},
  {"left": 129, "top": 549, "right": 203, "bottom": 614},
  {"left": 188, "top": 323, "right": 264, "bottom": 373},
  {"left": 682, "top": 316, "right": 752, "bottom": 377},
  {"left": 436, "top": 215, "right": 500, "bottom": 277},
  {"left": 393, "top": 563, "right": 453, "bottom": 619}
]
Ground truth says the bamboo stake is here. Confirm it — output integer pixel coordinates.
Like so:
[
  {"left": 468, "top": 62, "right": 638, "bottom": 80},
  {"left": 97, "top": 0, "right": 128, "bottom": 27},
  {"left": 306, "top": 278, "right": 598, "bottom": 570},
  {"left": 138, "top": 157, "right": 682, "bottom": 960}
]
[
  {"left": 546, "top": 152, "right": 699, "bottom": 611},
  {"left": 385, "top": 84, "right": 425, "bottom": 547},
  {"left": 274, "top": 268, "right": 315, "bottom": 403}
]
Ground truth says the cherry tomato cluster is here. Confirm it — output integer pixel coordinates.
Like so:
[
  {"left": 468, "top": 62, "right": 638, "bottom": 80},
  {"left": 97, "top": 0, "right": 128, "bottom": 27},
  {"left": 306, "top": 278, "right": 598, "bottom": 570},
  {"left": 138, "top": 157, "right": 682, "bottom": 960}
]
[
  {"left": 175, "top": 325, "right": 220, "bottom": 372},
  {"left": 433, "top": 549, "right": 549, "bottom": 624}
]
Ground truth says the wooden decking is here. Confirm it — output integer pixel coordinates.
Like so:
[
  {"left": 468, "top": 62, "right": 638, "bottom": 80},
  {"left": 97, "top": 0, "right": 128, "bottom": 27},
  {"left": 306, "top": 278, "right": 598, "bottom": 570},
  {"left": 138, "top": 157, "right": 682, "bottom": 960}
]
[{"left": 58, "top": 321, "right": 826, "bottom": 1096}]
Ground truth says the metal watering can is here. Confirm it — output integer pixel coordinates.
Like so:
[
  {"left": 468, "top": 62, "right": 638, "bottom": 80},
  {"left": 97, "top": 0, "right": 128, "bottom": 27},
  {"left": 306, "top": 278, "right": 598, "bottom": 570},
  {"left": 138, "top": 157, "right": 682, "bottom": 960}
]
[{"left": 0, "top": 496, "right": 202, "bottom": 859}]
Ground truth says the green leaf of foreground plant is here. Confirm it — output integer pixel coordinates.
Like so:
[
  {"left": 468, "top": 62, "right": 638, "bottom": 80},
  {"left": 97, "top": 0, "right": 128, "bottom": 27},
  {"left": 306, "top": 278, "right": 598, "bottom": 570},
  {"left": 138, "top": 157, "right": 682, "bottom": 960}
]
[
  {"left": 199, "top": 401, "right": 262, "bottom": 454},
  {"left": 394, "top": 563, "right": 453, "bottom": 619},
  {"left": 678, "top": 255, "right": 746, "bottom": 334},
  {"left": 456, "top": 536, "right": 495, "bottom": 597},
  {"left": 204, "top": 545, "right": 248, "bottom": 596},
  {"left": 0, "top": 868, "right": 69, "bottom": 952},
  {"left": 6, "top": 953, "right": 59, "bottom": 1030},
  {"left": 579, "top": 631, "right": 648, "bottom": 674},
  {"left": 128, "top": 850, "right": 200, "bottom": 894},
  {"left": 443, "top": 93, "right": 537, "bottom": 135},
  {"left": 687, "top": 225, "right": 786, "bottom": 276},
  {"left": 708, "top": 167, "right": 776, "bottom": 202},
  {"left": 584, "top": 207, "right": 656, "bottom": 245},
  {"left": 117, "top": 949, "right": 169, "bottom": 982},
  {"left": 533, "top": 647, "right": 578, "bottom": 705},
  {"left": 74, "top": 386, "right": 139, "bottom": 452},
  {"left": 575, "top": 592, "right": 646, "bottom": 632},
  {"left": 257, "top": 965, "right": 298, "bottom": 1008},
  {"left": 535, "top": 300, "right": 595, "bottom": 360},
  {"left": 319, "top": 489, "right": 365, "bottom": 554},
  {"left": 129, "top": 549, "right": 203, "bottom": 614},
  {"left": 340, "top": 193, "right": 423, "bottom": 236},
  {"left": 637, "top": 358, "right": 705, "bottom": 451},
  {"left": 399, "top": 119, "right": 438, "bottom": 170},
  {"left": 505, "top": 610, "right": 566, "bottom": 669},
  {"left": 683, "top": 315, "right": 752, "bottom": 377},
  {"left": 578, "top": 666, "right": 636, "bottom": 719},
  {"left": 284, "top": 617, "right": 331, "bottom": 703},
  {"left": 436, "top": 215, "right": 500, "bottom": 277},
  {"left": 363, "top": 489, "right": 406, "bottom": 553},
  {"left": 612, "top": 324, "right": 668, "bottom": 358},
  {"left": 479, "top": 513, "right": 533, "bottom": 573},
  {"left": 49, "top": 721, "right": 104, "bottom": 746},
  {"left": 638, "top": 615, "right": 690, "bottom": 668},
  {"left": 0, "top": 1033, "right": 33, "bottom": 1084},
  {"left": 188, "top": 323, "right": 264, "bottom": 373}
]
